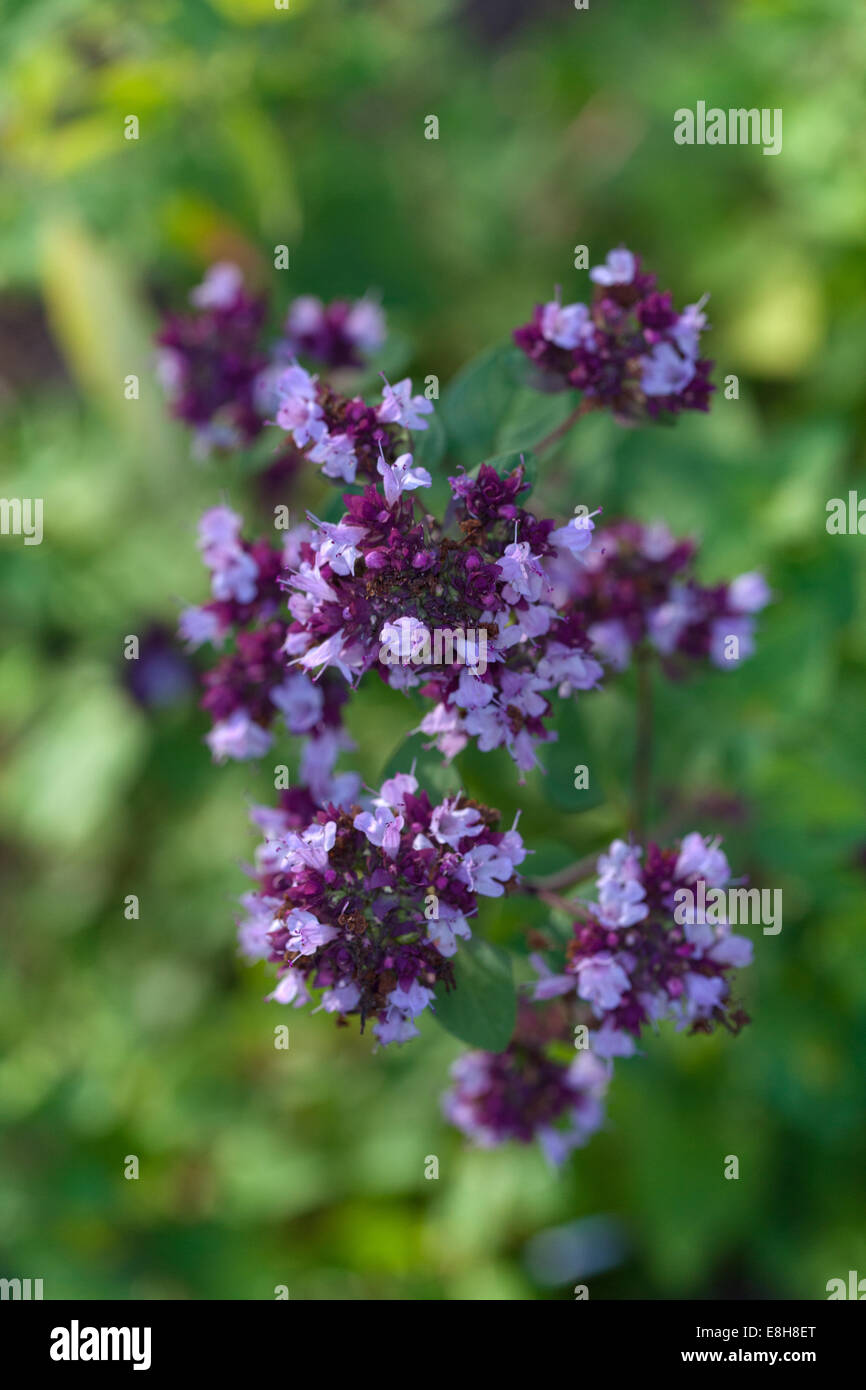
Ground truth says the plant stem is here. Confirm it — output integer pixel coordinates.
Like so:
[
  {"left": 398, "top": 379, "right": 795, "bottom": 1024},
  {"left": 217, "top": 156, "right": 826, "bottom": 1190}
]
[
  {"left": 534, "top": 888, "right": 578, "bottom": 915},
  {"left": 632, "top": 647, "right": 654, "bottom": 843},
  {"left": 525, "top": 853, "right": 598, "bottom": 895},
  {"left": 535, "top": 398, "right": 591, "bottom": 456}
]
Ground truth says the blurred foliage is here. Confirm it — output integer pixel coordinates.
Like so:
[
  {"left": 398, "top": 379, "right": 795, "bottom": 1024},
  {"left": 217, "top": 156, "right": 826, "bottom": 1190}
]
[{"left": 1, "top": 0, "right": 865, "bottom": 1301}]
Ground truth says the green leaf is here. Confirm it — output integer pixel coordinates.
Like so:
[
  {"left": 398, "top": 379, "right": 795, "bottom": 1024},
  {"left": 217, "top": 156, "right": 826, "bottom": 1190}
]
[
  {"left": 433, "top": 936, "right": 517, "bottom": 1052},
  {"left": 377, "top": 730, "right": 461, "bottom": 799},
  {"left": 538, "top": 701, "right": 604, "bottom": 811},
  {"left": 495, "top": 384, "right": 574, "bottom": 455},
  {"left": 440, "top": 345, "right": 518, "bottom": 463},
  {"left": 441, "top": 342, "right": 577, "bottom": 465},
  {"left": 412, "top": 407, "right": 447, "bottom": 473}
]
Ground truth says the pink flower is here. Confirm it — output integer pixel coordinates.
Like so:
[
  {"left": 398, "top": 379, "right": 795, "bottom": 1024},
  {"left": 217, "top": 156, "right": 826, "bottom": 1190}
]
[
  {"left": 574, "top": 953, "right": 631, "bottom": 1010},
  {"left": 388, "top": 981, "right": 435, "bottom": 1018},
  {"left": 530, "top": 952, "right": 574, "bottom": 1001},
  {"left": 345, "top": 296, "right": 386, "bottom": 353},
  {"left": 353, "top": 804, "right": 404, "bottom": 858},
  {"left": 179, "top": 605, "right": 224, "bottom": 650},
  {"left": 374, "top": 1009, "right": 420, "bottom": 1045},
  {"left": 590, "top": 1021, "right": 638, "bottom": 1059},
  {"left": 587, "top": 619, "right": 632, "bottom": 671},
  {"left": 496, "top": 541, "right": 547, "bottom": 603},
  {"left": 708, "top": 934, "right": 754, "bottom": 968},
  {"left": 709, "top": 616, "right": 755, "bottom": 667},
  {"left": 429, "top": 798, "right": 484, "bottom": 849},
  {"left": 550, "top": 511, "right": 597, "bottom": 557},
  {"left": 279, "top": 821, "right": 337, "bottom": 873},
  {"left": 190, "top": 262, "right": 244, "bottom": 309},
  {"left": 727, "top": 572, "right": 771, "bottom": 613},
  {"left": 267, "top": 968, "right": 311, "bottom": 1007},
  {"left": 377, "top": 377, "right": 434, "bottom": 430},
  {"left": 206, "top": 711, "right": 272, "bottom": 762},
  {"left": 457, "top": 843, "right": 515, "bottom": 897},
  {"left": 590, "top": 248, "right": 636, "bottom": 286},
  {"left": 308, "top": 518, "right": 367, "bottom": 576},
  {"left": 671, "top": 294, "right": 710, "bottom": 359},
  {"left": 640, "top": 342, "right": 695, "bottom": 397},
  {"left": 540, "top": 298, "right": 594, "bottom": 349},
  {"left": 375, "top": 771, "right": 419, "bottom": 811},
  {"left": 674, "top": 832, "right": 730, "bottom": 888},
  {"left": 426, "top": 904, "right": 472, "bottom": 958},
  {"left": 275, "top": 364, "right": 326, "bottom": 446},
  {"left": 376, "top": 450, "right": 432, "bottom": 506},
  {"left": 269, "top": 672, "right": 324, "bottom": 733},
  {"left": 293, "top": 629, "right": 356, "bottom": 682},
  {"left": 309, "top": 431, "right": 357, "bottom": 482},
  {"left": 319, "top": 982, "right": 362, "bottom": 1014},
  {"left": 286, "top": 909, "right": 338, "bottom": 956}
]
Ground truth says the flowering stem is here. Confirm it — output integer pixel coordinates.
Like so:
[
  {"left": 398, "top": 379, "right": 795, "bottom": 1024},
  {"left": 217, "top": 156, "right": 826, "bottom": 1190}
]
[
  {"left": 535, "top": 398, "right": 592, "bottom": 456},
  {"left": 534, "top": 888, "right": 577, "bottom": 915},
  {"left": 632, "top": 647, "right": 654, "bottom": 842},
  {"left": 525, "top": 853, "right": 598, "bottom": 895}
]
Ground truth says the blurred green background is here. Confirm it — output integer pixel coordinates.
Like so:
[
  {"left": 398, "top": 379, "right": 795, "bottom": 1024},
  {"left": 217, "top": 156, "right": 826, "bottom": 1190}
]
[{"left": 1, "top": 0, "right": 865, "bottom": 1300}]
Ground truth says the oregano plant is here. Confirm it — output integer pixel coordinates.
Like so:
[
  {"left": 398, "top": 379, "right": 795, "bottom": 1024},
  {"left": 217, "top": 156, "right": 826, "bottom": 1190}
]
[{"left": 160, "top": 249, "right": 769, "bottom": 1165}]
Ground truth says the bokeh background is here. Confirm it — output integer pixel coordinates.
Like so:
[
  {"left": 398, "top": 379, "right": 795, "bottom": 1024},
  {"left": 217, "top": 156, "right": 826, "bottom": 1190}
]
[{"left": 2, "top": 0, "right": 865, "bottom": 1300}]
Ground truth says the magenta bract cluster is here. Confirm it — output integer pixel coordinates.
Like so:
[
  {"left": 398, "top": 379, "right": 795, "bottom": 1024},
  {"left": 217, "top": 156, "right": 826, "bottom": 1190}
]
[
  {"left": 282, "top": 292, "right": 385, "bottom": 368},
  {"left": 285, "top": 463, "right": 602, "bottom": 777},
  {"left": 178, "top": 507, "right": 357, "bottom": 798},
  {"left": 444, "top": 1041, "right": 611, "bottom": 1166},
  {"left": 238, "top": 772, "right": 526, "bottom": 1045},
  {"left": 269, "top": 361, "right": 433, "bottom": 485},
  {"left": 157, "top": 263, "right": 389, "bottom": 457},
  {"left": 514, "top": 247, "right": 714, "bottom": 420},
  {"left": 533, "top": 834, "right": 753, "bottom": 1059},
  {"left": 547, "top": 519, "right": 771, "bottom": 673},
  {"left": 446, "top": 829, "right": 756, "bottom": 1162}
]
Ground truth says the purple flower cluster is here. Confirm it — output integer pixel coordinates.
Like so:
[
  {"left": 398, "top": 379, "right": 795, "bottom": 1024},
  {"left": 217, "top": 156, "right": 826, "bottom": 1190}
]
[
  {"left": 283, "top": 463, "right": 603, "bottom": 777},
  {"left": 444, "top": 1044, "right": 610, "bottom": 1166},
  {"left": 267, "top": 361, "right": 433, "bottom": 485},
  {"left": 546, "top": 519, "right": 771, "bottom": 673},
  {"left": 178, "top": 507, "right": 356, "bottom": 795},
  {"left": 165, "top": 254, "right": 763, "bottom": 1170},
  {"left": 533, "top": 834, "right": 753, "bottom": 1059},
  {"left": 157, "top": 263, "right": 267, "bottom": 455},
  {"left": 281, "top": 293, "right": 386, "bottom": 369},
  {"left": 239, "top": 772, "right": 526, "bottom": 1044},
  {"left": 156, "top": 264, "right": 389, "bottom": 457},
  {"left": 443, "top": 1003, "right": 611, "bottom": 1165},
  {"left": 514, "top": 247, "right": 714, "bottom": 420}
]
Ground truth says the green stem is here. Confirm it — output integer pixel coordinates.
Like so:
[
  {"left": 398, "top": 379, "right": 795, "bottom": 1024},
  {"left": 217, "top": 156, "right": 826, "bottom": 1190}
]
[
  {"left": 524, "top": 853, "right": 598, "bottom": 895},
  {"left": 535, "top": 398, "right": 591, "bottom": 456},
  {"left": 632, "top": 648, "right": 654, "bottom": 843}
]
